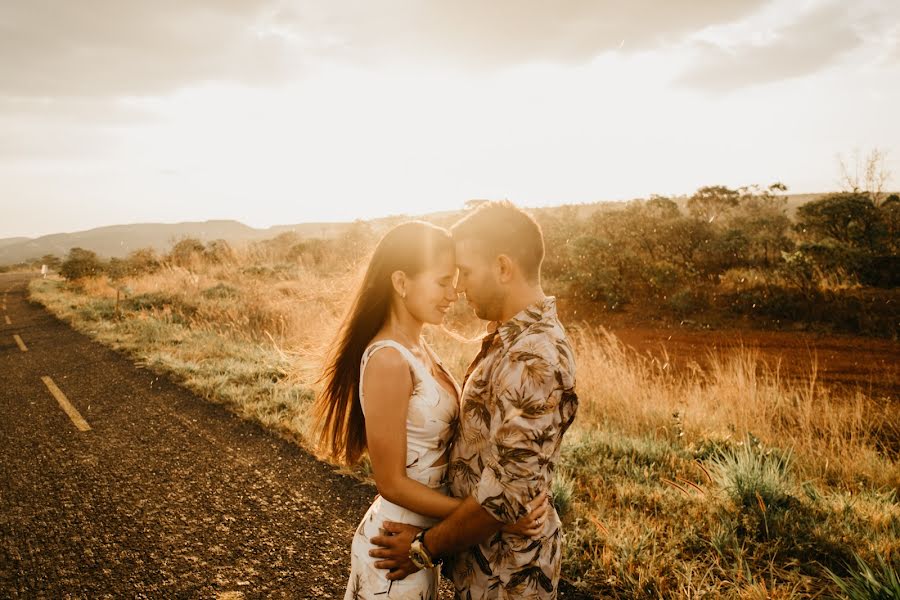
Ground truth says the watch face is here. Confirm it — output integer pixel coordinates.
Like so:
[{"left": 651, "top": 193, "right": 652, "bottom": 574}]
[{"left": 409, "top": 540, "right": 431, "bottom": 570}]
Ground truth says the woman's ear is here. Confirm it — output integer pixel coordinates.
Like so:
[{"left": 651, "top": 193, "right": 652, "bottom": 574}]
[{"left": 390, "top": 270, "right": 408, "bottom": 299}]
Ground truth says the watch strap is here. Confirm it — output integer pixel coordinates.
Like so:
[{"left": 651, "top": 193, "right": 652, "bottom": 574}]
[{"left": 414, "top": 527, "right": 440, "bottom": 567}]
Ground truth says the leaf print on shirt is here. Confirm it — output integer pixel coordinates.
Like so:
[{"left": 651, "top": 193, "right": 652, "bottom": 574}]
[
  {"left": 496, "top": 443, "right": 539, "bottom": 468},
  {"left": 448, "top": 456, "right": 480, "bottom": 489},
  {"left": 504, "top": 386, "right": 553, "bottom": 420},
  {"left": 463, "top": 396, "right": 492, "bottom": 431},
  {"left": 508, "top": 565, "right": 554, "bottom": 594},
  {"left": 528, "top": 427, "right": 556, "bottom": 447},
  {"left": 481, "top": 487, "right": 517, "bottom": 523},
  {"left": 472, "top": 545, "right": 493, "bottom": 576}
]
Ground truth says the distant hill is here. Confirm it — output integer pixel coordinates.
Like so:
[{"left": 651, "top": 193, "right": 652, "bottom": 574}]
[
  {"left": 0, "top": 193, "right": 831, "bottom": 266},
  {"left": 0, "top": 220, "right": 352, "bottom": 266},
  {"left": 0, "top": 237, "right": 30, "bottom": 250}
]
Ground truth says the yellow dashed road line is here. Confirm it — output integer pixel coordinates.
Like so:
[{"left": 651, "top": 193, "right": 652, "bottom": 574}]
[
  {"left": 13, "top": 334, "right": 28, "bottom": 352},
  {"left": 41, "top": 376, "right": 92, "bottom": 432},
  {"left": 4, "top": 315, "right": 10, "bottom": 325}
]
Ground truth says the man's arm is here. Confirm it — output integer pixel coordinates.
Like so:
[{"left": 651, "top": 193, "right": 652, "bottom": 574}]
[{"left": 369, "top": 496, "right": 502, "bottom": 580}]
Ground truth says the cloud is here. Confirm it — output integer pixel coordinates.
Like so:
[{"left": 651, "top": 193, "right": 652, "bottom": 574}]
[
  {"left": 0, "top": 97, "right": 155, "bottom": 124},
  {"left": 280, "top": 0, "right": 772, "bottom": 66},
  {"left": 0, "top": 1, "right": 295, "bottom": 97},
  {"left": 676, "top": 3, "right": 864, "bottom": 92},
  {"left": 0, "top": 0, "right": 770, "bottom": 98},
  {"left": 0, "top": 96, "right": 159, "bottom": 160}
]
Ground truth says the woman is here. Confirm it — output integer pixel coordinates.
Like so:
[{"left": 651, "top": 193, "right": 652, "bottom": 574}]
[{"left": 314, "top": 221, "right": 548, "bottom": 599}]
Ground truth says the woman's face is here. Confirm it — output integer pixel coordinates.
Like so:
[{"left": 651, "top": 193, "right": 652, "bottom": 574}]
[{"left": 403, "top": 249, "right": 458, "bottom": 325}]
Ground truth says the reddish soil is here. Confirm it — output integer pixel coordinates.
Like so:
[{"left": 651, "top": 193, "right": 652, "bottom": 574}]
[{"left": 559, "top": 303, "right": 899, "bottom": 401}]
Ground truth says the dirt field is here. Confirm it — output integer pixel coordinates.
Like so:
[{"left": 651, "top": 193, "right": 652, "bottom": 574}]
[{"left": 586, "top": 321, "right": 899, "bottom": 400}]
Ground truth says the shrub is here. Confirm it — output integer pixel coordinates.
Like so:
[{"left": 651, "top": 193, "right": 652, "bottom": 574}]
[
  {"left": 126, "top": 248, "right": 161, "bottom": 276},
  {"left": 204, "top": 239, "right": 236, "bottom": 264},
  {"left": 709, "top": 439, "right": 794, "bottom": 519},
  {"left": 126, "top": 292, "right": 198, "bottom": 323},
  {"left": 168, "top": 238, "right": 206, "bottom": 268},
  {"left": 666, "top": 288, "right": 709, "bottom": 317},
  {"left": 724, "top": 285, "right": 816, "bottom": 321},
  {"left": 126, "top": 291, "right": 173, "bottom": 312},
  {"left": 201, "top": 283, "right": 239, "bottom": 300},
  {"left": 644, "top": 260, "right": 682, "bottom": 299},
  {"left": 59, "top": 247, "right": 104, "bottom": 280}
]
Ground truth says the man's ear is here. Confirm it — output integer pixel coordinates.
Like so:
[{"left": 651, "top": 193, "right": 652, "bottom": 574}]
[{"left": 496, "top": 254, "right": 515, "bottom": 283}]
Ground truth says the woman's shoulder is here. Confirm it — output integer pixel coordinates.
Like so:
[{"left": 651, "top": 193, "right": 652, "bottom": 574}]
[
  {"left": 360, "top": 342, "right": 414, "bottom": 402},
  {"left": 364, "top": 341, "right": 407, "bottom": 367},
  {"left": 362, "top": 339, "right": 416, "bottom": 377}
]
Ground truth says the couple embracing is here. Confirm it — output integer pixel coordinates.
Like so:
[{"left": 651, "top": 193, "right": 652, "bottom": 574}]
[{"left": 314, "top": 201, "right": 579, "bottom": 599}]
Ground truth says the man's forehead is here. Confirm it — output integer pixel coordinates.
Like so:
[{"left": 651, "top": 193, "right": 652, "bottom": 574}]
[{"left": 454, "top": 239, "right": 485, "bottom": 266}]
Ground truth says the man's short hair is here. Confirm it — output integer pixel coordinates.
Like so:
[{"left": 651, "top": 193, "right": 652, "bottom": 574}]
[{"left": 451, "top": 200, "right": 544, "bottom": 282}]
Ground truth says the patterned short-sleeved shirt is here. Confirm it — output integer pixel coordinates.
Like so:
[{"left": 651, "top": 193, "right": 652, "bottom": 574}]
[{"left": 446, "top": 297, "right": 578, "bottom": 599}]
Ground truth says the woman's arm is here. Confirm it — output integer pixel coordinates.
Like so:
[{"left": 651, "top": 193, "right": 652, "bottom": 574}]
[{"left": 362, "top": 347, "right": 462, "bottom": 519}]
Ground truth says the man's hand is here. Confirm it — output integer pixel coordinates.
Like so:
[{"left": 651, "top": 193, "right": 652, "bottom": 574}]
[{"left": 369, "top": 521, "right": 422, "bottom": 581}]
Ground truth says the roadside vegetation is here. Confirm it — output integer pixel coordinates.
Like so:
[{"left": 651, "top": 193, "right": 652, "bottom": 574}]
[{"left": 27, "top": 178, "right": 899, "bottom": 596}]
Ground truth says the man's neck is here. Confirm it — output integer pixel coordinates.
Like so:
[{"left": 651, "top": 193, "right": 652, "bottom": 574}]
[{"left": 497, "top": 284, "right": 545, "bottom": 324}]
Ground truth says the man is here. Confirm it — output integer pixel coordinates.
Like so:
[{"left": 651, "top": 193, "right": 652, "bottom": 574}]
[{"left": 369, "top": 201, "right": 578, "bottom": 599}]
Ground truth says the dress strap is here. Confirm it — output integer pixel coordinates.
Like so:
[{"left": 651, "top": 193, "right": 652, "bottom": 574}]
[
  {"left": 363, "top": 339, "right": 417, "bottom": 365},
  {"left": 359, "top": 340, "right": 421, "bottom": 414}
]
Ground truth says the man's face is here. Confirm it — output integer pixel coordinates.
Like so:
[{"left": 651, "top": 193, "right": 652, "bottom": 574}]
[{"left": 454, "top": 239, "right": 505, "bottom": 322}]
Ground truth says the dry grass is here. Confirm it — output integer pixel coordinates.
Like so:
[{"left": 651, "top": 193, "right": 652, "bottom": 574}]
[{"left": 29, "top": 244, "right": 899, "bottom": 598}]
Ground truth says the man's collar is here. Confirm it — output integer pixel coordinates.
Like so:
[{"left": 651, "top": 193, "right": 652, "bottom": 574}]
[{"left": 489, "top": 296, "right": 556, "bottom": 350}]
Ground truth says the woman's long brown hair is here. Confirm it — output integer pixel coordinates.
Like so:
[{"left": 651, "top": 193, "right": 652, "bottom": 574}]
[{"left": 313, "top": 221, "right": 453, "bottom": 465}]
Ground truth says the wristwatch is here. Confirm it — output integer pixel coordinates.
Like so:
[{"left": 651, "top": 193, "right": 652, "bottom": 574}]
[{"left": 409, "top": 527, "right": 440, "bottom": 569}]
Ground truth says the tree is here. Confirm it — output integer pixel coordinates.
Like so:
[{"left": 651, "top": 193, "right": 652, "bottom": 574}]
[
  {"left": 837, "top": 147, "right": 893, "bottom": 207},
  {"left": 40, "top": 254, "right": 62, "bottom": 270},
  {"left": 879, "top": 194, "right": 900, "bottom": 255},
  {"left": 795, "top": 192, "right": 885, "bottom": 252},
  {"left": 106, "top": 258, "right": 130, "bottom": 281},
  {"left": 686, "top": 185, "right": 741, "bottom": 224},
  {"left": 533, "top": 205, "right": 582, "bottom": 281},
  {"left": 59, "top": 248, "right": 103, "bottom": 280},
  {"left": 730, "top": 186, "right": 793, "bottom": 266}
]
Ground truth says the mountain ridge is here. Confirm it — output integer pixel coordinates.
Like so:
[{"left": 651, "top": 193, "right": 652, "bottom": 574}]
[{"left": 0, "top": 194, "right": 830, "bottom": 266}]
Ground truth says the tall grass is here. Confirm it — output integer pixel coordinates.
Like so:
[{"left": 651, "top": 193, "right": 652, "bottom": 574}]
[{"left": 29, "top": 242, "right": 899, "bottom": 598}]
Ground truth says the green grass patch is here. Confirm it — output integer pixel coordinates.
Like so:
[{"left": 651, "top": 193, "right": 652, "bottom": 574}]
[{"left": 29, "top": 278, "right": 315, "bottom": 444}]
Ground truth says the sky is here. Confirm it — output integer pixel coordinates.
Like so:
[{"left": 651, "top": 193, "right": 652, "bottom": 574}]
[{"left": 1, "top": 0, "right": 899, "bottom": 239}]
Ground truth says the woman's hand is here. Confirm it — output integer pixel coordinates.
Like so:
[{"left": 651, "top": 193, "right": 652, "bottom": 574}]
[{"left": 501, "top": 491, "right": 550, "bottom": 537}]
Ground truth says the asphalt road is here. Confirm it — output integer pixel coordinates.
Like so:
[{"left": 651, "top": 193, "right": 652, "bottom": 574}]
[{"left": 0, "top": 273, "right": 379, "bottom": 598}]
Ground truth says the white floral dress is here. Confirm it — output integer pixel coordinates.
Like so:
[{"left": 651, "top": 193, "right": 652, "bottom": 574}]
[{"left": 344, "top": 339, "right": 460, "bottom": 600}]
